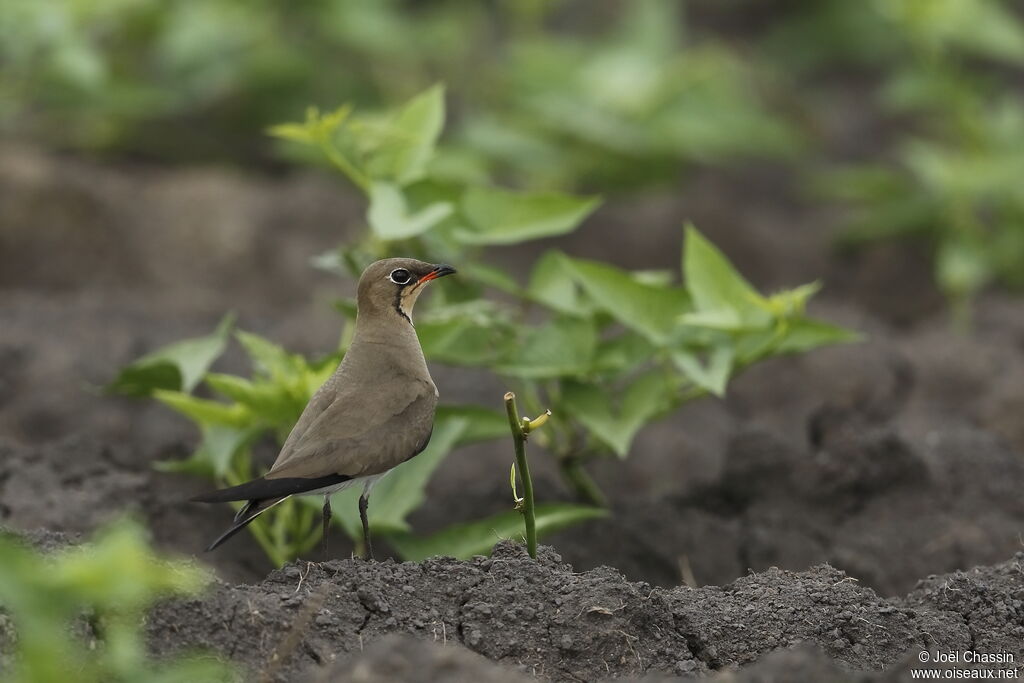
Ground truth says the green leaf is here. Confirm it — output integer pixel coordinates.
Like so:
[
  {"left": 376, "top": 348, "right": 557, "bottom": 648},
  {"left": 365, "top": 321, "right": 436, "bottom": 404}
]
[
  {"left": 197, "top": 425, "right": 257, "bottom": 478},
  {"left": 204, "top": 373, "right": 261, "bottom": 404},
  {"left": 367, "top": 181, "right": 453, "bottom": 240},
  {"left": 435, "top": 405, "right": 509, "bottom": 444},
  {"left": 561, "top": 373, "right": 673, "bottom": 457},
  {"left": 157, "top": 425, "right": 256, "bottom": 478},
  {"left": 772, "top": 318, "right": 862, "bottom": 354},
  {"left": 455, "top": 187, "right": 600, "bottom": 245},
  {"left": 495, "top": 317, "right": 597, "bottom": 379},
  {"left": 460, "top": 262, "right": 522, "bottom": 296},
  {"left": 683, "top": 225, "right": 771, "bottom": 327},
  {"left": 0, "top": 518, "right": 230, "bottom": 682},
  {"left": 268, "top": 105, "right": 352, "bottom": 146},
  {"left": 266, "top": 122, "right": 314, "bottom": 144},
  {"left": 678, "top": 308, "right": 751, "bottom": 331},
  {"left": 670, "top": 346, "right": 734, "bottom": 397},
  {"left": 387, "top": 503, "right": 608, "bottom": 561},
  {"left": 50, "top": 518, "right": 212, "bottom": 601},
  {"left": 107, "top": 314, "right": 234, "bottom": 396},
  {"left": 565, "top": 256, "right": 688, "bottom": 345},
  {"left": 630, "top": 269, "right": 675, "bottom": 287},
  {"left": 527, "top": 250, "right": 588, "bottom": 315},
  {"left": 364, "top": 85, "right": 445, "bottom": 185},
  {"left": 765, "top": 282, "right": 821, "bottom": 317},
  {"left": 236, "top": 331, "right": 303, "bottom": 379},
  {"left": 592, "top": 332, "right": 656, "bottom": 373},
  {"left": 205, "top": 373, "right": 304, "bottom": 425},
  {"left": 153, "top": 390, "right": 252, "bottom": 428},
  {"left": 417, "top": 317, "right": 509, "bottom": 366},
  {"left": 325, "top": 416, "right": 468, "bottom": 538}
]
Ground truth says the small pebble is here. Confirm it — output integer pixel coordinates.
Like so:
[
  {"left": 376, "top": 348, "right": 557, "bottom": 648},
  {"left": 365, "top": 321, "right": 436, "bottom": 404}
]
[{"left": 676, "top": 660, "right": 698, "bottom": 673}]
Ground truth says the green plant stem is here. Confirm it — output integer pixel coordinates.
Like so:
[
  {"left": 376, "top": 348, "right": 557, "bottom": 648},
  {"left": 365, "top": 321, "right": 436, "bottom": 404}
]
[
  {"left": 559, "top": 456, "right": 607, "bottom": 508},
  {"left": 319, "top": 139, "right": 370, "bottom": 193},
  {"left": 504, "top": 392, "right": 537, "bottom": 559}
]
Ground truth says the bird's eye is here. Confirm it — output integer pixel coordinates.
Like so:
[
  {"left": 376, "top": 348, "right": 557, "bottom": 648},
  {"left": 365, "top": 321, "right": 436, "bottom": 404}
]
[{"left": 389, "top": 268, "right": 412, "bottom": 285}]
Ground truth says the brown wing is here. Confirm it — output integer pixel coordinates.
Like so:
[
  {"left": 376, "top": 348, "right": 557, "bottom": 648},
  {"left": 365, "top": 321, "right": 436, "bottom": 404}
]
[{"left": 266, "top": 374, "right": 437, "bottom": 480}]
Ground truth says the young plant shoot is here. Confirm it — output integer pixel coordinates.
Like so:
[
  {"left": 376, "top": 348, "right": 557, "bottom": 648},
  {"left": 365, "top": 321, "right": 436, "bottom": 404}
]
[{"left": 505, "top": 391, "right": 551, "bottom": 559}]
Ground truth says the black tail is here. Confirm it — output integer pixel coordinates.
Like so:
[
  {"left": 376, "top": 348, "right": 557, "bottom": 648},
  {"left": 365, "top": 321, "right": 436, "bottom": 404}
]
[
  {"left": 192, "top": 473, "right": 351, "bottom": 552},
  {"left": 190, "top": 473, "right": 351, "bottom": 504},
  {"left": 205, "top": 496, "right": 288, "bottom": 552}
]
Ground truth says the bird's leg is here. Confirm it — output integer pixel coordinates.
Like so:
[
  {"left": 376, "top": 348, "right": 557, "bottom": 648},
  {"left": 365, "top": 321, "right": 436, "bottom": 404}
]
[
  {"left": 321, "top": 495, "right": 331, "bottom": 554},
  {"left": 358, "top": 490, "right": 373, "bottom": 560}
]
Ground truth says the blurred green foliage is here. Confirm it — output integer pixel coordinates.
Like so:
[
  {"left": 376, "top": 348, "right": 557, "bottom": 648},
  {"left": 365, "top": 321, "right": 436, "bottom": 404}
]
[
  {"left": 784, "top": 0, "right": 1024, "bottom": 311},
  {"left": 114, "top": 87, "right": 854, "bottom": 565},
  {"left": 0, "top": 0, "right": 796, "bottom": 185},
  {"left": 0, "top": 520, "right": 231, "bottom": 683},
  {"left": 9, "top": 0, "right": 1024, "bottom": 306}
]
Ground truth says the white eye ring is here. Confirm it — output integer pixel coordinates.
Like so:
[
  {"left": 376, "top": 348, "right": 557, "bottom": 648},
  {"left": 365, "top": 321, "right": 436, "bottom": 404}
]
[{"left": 389, "top": 268, "right": 412, "bottom": 285}]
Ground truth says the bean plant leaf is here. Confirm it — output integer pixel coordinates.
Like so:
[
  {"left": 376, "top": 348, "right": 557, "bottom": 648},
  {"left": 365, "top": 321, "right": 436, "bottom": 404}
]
[
  {"left": 268, "top": 105, "right": 352, "bottom": 145},
  {"left": 387, "top": 503, "right": 608, "bottom": 561},
  {"left": 677, "top": 308, "right": 753, "bottom": 332},
  {"left": 367, "top": 181, "right": 454, "bottom": 240},
  {"left": 107, "top": 314, "right": 234, "bottom": 396},
  {"left": 0, "top": 519, "right": 232, "bottom": 682},
  {"left": 527, "top": 250, "right": 588, "bottom": 315},
  {"left": 156, "top": 424, "right": 256, "bottom": 479},
  {"left": 435, "top": 404, "right": 509, "bottom": 444},
  {"left": 236, "top": 331, "right": 304, "bottom": 379},
  {"left": 495, "top": 316, "right": 597, "bottom": 379},
  {"left": 561, "top": 372, "right": 673, "bottom": 457},
  {"left": 455, "top": 186, "right": 600, "bottom": 245},
  {"left": 591, "top": 332, "right": 656, "bottom": 373},
  {"left": 364, "top": 85, "right": 445, "bottom": 185},
  {"left": 565, "top": 256, "right": 688, "bottom": 345},
  {"left": 325, "top": 416, "right": 468, "bottom": 538},
  {"left": 683, "top": 224, "right": 771, "bottom": 328},
  {"left": 772, "top": 318, "right": 862, "bottom": 354},
  {"left": 153, "top": 390, "right": 252, "bottom": 428},
  {"left": 670, "top": 346, "right": 734, "bottom": 397},
  {"left": 764, "top": 281, "right": 821, "bottom": 317},
  {"left": 460, "top": 262, "right": 522, "bottom": 295},
  {"left": 417, "top": 317, "right": 509, "bottom": 366},
  {"left": 204, "top": 373, "right": 306, "bottom": 426}
]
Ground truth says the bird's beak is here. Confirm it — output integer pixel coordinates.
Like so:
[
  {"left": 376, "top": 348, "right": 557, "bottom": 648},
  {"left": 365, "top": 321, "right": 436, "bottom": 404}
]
[{"left": 417, "top": 264, "right": 457, "bottom": 284}]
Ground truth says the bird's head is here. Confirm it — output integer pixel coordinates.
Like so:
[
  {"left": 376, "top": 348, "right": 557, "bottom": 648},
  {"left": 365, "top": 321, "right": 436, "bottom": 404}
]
[{"left": 356, "top": 258, "right": 456, "bottom": 323}]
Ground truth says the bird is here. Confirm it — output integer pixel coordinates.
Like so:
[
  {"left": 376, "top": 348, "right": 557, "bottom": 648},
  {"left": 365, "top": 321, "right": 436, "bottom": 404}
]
[{"left": 191, "top": 258, "right": 455, "bottom": 559}]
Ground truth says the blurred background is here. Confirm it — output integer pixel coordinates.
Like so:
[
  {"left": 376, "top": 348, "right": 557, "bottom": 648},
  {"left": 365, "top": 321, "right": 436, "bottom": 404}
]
[{"left": 3, "top": 0, "right": 1024, "bottom": 594}]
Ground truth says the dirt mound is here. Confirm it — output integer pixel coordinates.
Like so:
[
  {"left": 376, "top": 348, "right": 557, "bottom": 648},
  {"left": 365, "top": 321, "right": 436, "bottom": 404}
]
[
  {"left": 550, "top": 420, "right": 1024, "bottom": 597},
  {"left": 147, "top": 542, "right": 698, "bottom": 681},
  {"left": 133, "top": 540, "right": 1023, "bottom": 681}
]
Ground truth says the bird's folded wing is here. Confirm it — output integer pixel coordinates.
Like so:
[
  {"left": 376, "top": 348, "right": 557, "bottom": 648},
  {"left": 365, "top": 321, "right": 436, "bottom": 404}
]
[
  {"left": 274, "top": 380, "right": 338, "bottom": 465},
  {"left": 266, "top": 379, "right": 437, "bottom": 480}
]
